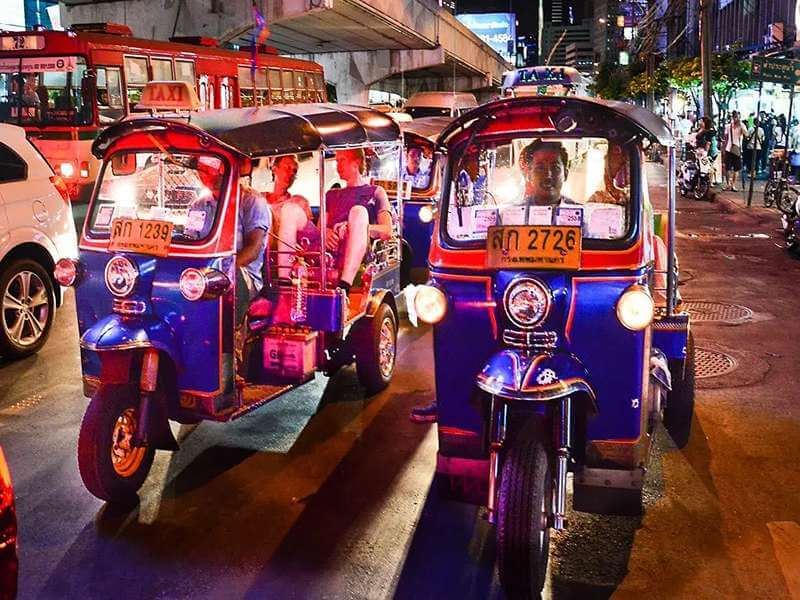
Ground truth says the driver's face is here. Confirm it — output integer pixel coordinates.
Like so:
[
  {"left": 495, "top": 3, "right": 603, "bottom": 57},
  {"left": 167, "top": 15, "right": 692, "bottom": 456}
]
[
  {"left": 406, "top": 148, "right": 422, "bottom": 174},
  {"left": 197, "top": 165, "right": 222, "bottom": 195},
  {"left": 526, "top": 150, "right": 566, "bottom": 205}
]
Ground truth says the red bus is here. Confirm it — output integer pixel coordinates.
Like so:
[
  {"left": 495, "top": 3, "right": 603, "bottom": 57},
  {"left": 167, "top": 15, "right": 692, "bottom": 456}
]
[{"left": 0, "top": 23, "right": 327, "bottom": 201}]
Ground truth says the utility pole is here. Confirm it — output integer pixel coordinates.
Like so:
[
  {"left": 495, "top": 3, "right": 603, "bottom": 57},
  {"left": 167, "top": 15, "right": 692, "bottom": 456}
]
[{"left": 699, "top": 0, "right": 714, "bottom": 118}]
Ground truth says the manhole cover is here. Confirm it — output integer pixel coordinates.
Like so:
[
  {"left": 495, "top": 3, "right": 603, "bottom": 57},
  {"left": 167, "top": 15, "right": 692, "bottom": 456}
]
[
  {"left": 682, "top": 301, "right": 753, "bottom": 324},
  {"left": 695, "top": 348, "right": 737, "bottom": 379}
]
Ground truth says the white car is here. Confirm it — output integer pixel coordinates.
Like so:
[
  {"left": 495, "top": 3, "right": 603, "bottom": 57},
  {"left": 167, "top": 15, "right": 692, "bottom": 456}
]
[{"left": 0, "top": 124, "right": 78, "bottom": 358}]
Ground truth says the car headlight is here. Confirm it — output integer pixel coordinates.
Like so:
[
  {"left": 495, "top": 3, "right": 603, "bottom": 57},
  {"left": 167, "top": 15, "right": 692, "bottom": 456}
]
[
  {"left": 104, "top": 256, "right": 138, "bottom": 297},
  {"left": 616, "top": 285, "right": 654, "bottom": 331},
  {"left": 503, "top": 278, "right": 551, "bottom": 329},
  {"left": 414, "top": 284, "right": 447, "bottom": 324},
  {"left": 59, "top": 161, "right": 75, "bottom": 178}
]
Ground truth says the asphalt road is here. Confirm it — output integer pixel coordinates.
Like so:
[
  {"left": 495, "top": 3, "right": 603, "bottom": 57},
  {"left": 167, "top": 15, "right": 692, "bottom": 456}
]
[{"left": 1, "top": 163, "right": 799, "bottom": 599}]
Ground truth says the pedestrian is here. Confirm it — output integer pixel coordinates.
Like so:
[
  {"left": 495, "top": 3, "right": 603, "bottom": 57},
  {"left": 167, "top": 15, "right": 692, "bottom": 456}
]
[
  {"left": 759, "top": 111, "right": 772, "bottom": 174},
  {"left": 722, "top": 111, "right": 748, "bottom": 191}
]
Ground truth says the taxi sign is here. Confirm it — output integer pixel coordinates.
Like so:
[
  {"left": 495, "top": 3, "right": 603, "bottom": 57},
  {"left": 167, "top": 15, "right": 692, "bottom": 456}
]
[
  {"left": 487, "top": 225, "right": 582, "bottom": 269},
  {"left": 135, "top": 80, "right": 201, "bottom": 111},
  {"left": 109, "top": 218, "right": 174, "bottom": 257}
]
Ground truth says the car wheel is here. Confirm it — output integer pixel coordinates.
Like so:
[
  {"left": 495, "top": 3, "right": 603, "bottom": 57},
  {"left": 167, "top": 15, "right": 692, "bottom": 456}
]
[
  {"left": 0, "top": 259, "right": 55, "bottom": 359},
  {"left": 78, "top": 383, "right": 156, "bottom": 503}
]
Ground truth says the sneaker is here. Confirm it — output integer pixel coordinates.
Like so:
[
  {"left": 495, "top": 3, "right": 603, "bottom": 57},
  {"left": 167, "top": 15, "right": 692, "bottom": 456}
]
[
  {"left": 410, "top": 401, "right": 438, "bottom": 423},
  {"left": 731, "top": 186, "right": 739, "bottom": 192}
]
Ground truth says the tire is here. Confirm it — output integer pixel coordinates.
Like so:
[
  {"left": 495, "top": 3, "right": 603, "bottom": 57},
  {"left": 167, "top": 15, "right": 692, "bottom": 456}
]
[
  {"left": 777, "top": 190, "right": 796, "bottom": 214},
  {"left": 664, "top": 332, "right": 695, "bottom": 449},
  {"left": 78, "top": 384, "right": 155, "bottom": 503},
  {"left": 693, "top": 177, "right": 710, "bottom": 201},
  {"left": 351, "top": 302, "right": 397, "bottom": 395},
  {"left": 497, "top": 424, "right": 552, "bottom": 599},
  {"left": 0, "top": 259, "right": 56, "bottom": 359},
  {"left": 764, "top": 180, "right": 776, "bottom": 207}
]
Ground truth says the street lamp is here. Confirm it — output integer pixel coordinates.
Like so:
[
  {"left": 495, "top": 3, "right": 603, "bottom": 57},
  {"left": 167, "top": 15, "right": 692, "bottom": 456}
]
[{"left": 598, "top": 17, "right": 606, "bottom": 24}]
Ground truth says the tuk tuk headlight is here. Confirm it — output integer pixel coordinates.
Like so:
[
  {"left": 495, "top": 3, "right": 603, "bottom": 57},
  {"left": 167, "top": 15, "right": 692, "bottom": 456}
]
[
  {"left": 504, "top": 278, "right": 551, "bottom": 329},
  {"left": 104, "top": 256, "right": 138, "bottom": 297},
  {"left": 616, "top": 285, "right": 654, "bottom": 331},
  {"left": 419, "top": 205, "right": 434, "bottom": 223},
  {"left": 414, "top": 284, "right": 447, "bottom": 324}
]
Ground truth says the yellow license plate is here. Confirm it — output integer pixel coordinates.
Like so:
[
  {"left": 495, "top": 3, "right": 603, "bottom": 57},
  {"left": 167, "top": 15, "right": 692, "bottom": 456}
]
[
  {"left": 487, "top": 225, "right": 582, "bottom": 269},
  {"left": 109, "top": 218, "right": 174, "bottom": 257}
]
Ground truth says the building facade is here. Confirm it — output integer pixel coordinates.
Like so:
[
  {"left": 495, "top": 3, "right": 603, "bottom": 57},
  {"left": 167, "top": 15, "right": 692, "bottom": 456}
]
[
  {"left": 541, "top": 19, "right": 592, "bottom": 66},
  {"left": 565, "top": 41, "right": 594, "bottom": 75},
  {"left": 714, "top": 0, "right": 797, "bottom": 52}
]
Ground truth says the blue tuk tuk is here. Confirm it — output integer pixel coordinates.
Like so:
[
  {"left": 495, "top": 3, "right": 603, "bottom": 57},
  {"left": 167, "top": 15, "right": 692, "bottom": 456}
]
[
  {"left": 411, "top": 96, "right": 694, "bottom": 596},
  {"left": 55, "top": 99, "right": 404, "bottom": 503}
]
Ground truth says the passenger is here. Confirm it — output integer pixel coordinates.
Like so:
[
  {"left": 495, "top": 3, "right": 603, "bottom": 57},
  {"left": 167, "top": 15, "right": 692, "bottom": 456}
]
[
  {"left": 276, "top": 148, "right": 393, "bottom": 293},
  {"left": 265, "top": 154, "right": 312, "bottom": 235},
  {"left": 588, "top": 143, "right": 630, "bottom": 205}
]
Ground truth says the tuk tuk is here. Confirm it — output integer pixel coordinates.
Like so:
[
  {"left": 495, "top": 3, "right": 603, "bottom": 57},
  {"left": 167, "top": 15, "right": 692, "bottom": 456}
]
[
  {"left": 398, "top": 116, "right": 452, "bottom": 283},
  {"left": 55, "top": 98, "right": 404, "bottom": 503},
  {"left": 411, "top": 96, "right": 694, "bottom": 596}
]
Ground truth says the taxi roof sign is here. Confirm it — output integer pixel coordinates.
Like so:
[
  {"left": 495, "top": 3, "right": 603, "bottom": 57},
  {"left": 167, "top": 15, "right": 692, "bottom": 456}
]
[{"left": 136, "top": 81, "right": 201, "bottom": 112}]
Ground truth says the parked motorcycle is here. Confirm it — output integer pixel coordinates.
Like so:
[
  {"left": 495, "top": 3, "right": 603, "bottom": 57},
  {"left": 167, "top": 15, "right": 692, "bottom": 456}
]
[
  {"left": 679, "top": 148, "right": 711, "bottom": 200},
  {"left": 780, "top": 188, "right": 800, "bottom": 254}
]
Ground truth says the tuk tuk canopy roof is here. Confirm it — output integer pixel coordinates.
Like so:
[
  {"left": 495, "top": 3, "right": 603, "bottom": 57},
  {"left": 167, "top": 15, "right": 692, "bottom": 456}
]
[
  {"left": 400, "top": 116, "right": 454, "bottom": 143},
  {"left": 93, "top": 103, "right": 401, "bottom": 159},
  {"left": 437, "top": 96, "right": 674, "bottom": 148}
]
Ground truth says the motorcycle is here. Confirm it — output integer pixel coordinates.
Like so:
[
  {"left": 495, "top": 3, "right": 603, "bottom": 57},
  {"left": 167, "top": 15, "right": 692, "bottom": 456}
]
[
  {"left": 679, "top": 147, "right": 711, "bottom": 200},
  {"left": 780, "top": 187, "right": 800, "bottom": 254}
]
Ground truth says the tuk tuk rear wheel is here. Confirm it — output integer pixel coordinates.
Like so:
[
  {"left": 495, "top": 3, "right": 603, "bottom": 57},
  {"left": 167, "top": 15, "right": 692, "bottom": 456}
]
[
  {"left": 497, "top": 427, "right": 552, "bottom": 598},
  {"left": 78, "top": 384, "right": 155, "bottom": 503},
  {"left": 352, "top": 302, "right": 397, "bottom": 395},
  {"left": 665, "top": 332, "right": 695, "bottom": 449}
]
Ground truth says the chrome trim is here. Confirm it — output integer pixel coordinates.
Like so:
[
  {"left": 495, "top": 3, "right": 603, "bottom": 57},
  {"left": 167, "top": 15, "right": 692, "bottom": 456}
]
[
  {"left": 487, "top": 396, "right": 508, "bottom": 525},
  {"left": 553, "top": 396, "right": 572, "bottom": 530},
  {"left": 502, "top": 276, "right": 552, "bottom": 330},
  {"left": 80, "top": 338, "right": 152, "bottom": 352},
  {"left": 112, "top": 298, "right": 147, "bottom": 315},
  {"left": 502, "top": 329, "right": 558, "bottom": 352}
]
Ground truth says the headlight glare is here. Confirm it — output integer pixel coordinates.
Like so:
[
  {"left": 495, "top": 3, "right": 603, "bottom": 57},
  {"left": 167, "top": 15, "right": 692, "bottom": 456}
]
[
  {"left": 616, "top": 285, "right": 654, "bottom": 330},
  {"left": 419, "top": 204, "right": 434, "bottom": 223},
  {"left": 414, "top": 284, "right": 447, "bottom": 324},
  {"left": 504, "top": 278, "right": 551, "bottom": 329}
]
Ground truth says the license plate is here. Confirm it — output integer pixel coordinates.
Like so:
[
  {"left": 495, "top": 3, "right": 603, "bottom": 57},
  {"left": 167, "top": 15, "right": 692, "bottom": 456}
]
[
  {"left": 109, "top": 218, "right": 173, "bottom": 257},
  {"left": 487, "top": 225, "right": 581, "bottom": 269}
]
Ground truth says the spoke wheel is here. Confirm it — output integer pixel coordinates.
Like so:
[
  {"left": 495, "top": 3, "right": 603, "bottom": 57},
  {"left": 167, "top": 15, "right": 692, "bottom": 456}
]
[
  {"left": 497, "top": 420, "right": 552, "bottom": 599},
  {"left": 0, "top": 259, "right": 55, "bottom": 358},
  {"left": 78, "top": 384, "right": 156, "bottom": 503},
  {"left": 351, "top": 302, "right": 398, "bottom": 395}
]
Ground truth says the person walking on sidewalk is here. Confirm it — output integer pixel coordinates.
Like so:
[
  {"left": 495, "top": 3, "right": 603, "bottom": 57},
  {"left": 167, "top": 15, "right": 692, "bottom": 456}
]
[{"left": 722, "top": 111, "right": 749, "bottom": 192}]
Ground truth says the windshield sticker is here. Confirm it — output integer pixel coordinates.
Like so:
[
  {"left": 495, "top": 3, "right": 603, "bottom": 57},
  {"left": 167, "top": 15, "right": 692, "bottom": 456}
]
[
  {"left": 585, "top": 204, "right": 625, "bottom": 239},
  {"left": 149, "top": 206, "right": 171, "bottom": 221},
  {"left": 555, "top": 206, "right": 583, "bottom": 227},
  {"left": 94, "top": 205, "right": 115, "bottom": 228},
  {"left": 115, "top": 205, "right": 136, "bottom": 220},
  {"left": 473, "top": 207, "right": 498, "bottom": 233},
  {"left": 185, "top": 210, "right": 207, "bottom": 232}
]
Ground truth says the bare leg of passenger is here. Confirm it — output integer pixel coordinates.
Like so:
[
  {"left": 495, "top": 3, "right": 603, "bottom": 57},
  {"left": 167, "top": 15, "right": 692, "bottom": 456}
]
[
  {"left": 277, "top": 202, "right": 309, "bottom": 279},
  {"left": 339, "top": 205, "right": 369, "bottom": 286}
]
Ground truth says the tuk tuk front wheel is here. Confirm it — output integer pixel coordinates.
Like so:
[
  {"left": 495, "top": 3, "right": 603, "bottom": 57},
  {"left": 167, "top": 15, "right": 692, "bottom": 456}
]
[
  {"left": 497, "top": 429, "right": 552, "bottom": 598},
  {"left": 664, "top": 332, "right": 695, "bottom": 449},
  {"left": 352, "top": 302, "right": 397, "bottom": 395},
  {"left": 78, "top": 384, "right": 156, "bottom": 503}
]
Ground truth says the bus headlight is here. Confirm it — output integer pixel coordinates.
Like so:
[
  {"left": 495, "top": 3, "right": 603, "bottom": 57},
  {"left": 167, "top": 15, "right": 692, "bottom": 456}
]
[
  {"left": 419, "top": 205, "right": 434, "bottom": 223},
  {"left": 616, "top": 285, "right": 654, "bottom": 331},
  {"left": 59, "top": 162, "right": 75, "bottom": 178},
  {"left": 414, "top": 284, "right": 447, "bottom": 324}
]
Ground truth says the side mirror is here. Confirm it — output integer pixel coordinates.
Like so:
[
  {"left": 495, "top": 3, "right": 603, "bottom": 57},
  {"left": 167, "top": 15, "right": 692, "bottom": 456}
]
[{"left": 111, "top": 153, "right": 136, "bottom": 176}]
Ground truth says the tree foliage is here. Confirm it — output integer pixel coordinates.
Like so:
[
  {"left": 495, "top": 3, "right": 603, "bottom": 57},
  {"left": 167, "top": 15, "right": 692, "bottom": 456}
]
[{"left": 590, "top": 62, "right": 629, "bottom": 100}]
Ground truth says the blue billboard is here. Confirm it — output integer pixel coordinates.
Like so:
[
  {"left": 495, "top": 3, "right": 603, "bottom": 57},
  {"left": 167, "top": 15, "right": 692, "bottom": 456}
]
[{"left": 456, "top": 12, "right": 516, "bottom": 63}]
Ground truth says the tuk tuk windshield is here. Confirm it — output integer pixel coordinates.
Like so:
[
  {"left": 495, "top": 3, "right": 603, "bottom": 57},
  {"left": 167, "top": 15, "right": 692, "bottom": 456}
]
[
  {"left": 445, "top": 136, "right": 633, "bottom": 244},
  {"left": 87, "top": 151, "right": 229, "bottom": 242}
]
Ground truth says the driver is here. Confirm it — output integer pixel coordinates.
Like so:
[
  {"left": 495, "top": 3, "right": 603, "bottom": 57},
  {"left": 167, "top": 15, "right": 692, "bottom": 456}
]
[
  {"left": 403, "top": 146, "right": 431, "bottom": 188},
  {"left": 276, "top": 148, "right": 393, "bottom": 293}
]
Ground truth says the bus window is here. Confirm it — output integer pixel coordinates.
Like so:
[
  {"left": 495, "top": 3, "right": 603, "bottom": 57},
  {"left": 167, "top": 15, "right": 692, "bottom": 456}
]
[
  {"left": 294, "top": 71, "right": 306, "bottom": 102},
  {"left": 198, "top": 74, "right": 213, "bottom": 110},
  {"left": 268, "top": 68, "right": 281, "bottom": 104},
  {"left": 238, "top": 65, "right": 254, "bottom": 107},
  {"left": 281, "top": 70, "right": 294, "bottom": 103},
  {"left": 255, "top": 68, "right": 268, "bottom": 105},
  {"left": 0, "top": 56, "right": 92, "bottom": 126},
  {"left": 175, "top": 60, "right": 195, "bottom": 85},
  {"left": 304, "top": 72, "right": 318, "bottom": 102},
  {"left": 151, "top": 57, "right": 173, "bottom": 81},
  {"left": 220, "top": 76, "right": 232, "bottom": 109},
  {"left": 313, "top": 73, "right": 325, "bottom": 101},
  {"left": 96, "top": 66, "right": 124, "bottom": 124},
  {"left": 123, "top": 56, "right": 149, "bottom": 108}
]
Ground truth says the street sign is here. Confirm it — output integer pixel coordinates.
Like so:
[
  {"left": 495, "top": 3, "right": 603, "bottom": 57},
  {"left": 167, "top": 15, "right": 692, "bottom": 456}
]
[{"left": 751, "top": 56, "right": 800, "bottom": 85}]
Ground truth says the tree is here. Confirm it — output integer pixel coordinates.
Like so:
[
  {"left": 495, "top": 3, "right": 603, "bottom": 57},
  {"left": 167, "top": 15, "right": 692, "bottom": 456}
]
[
  {"left": 711, "top": 53, "right": 752, "bottom": 123},
  {"left": 590, "top": 61, "right": 630, "bottom": 100},
  {"left": 662, "top": 56, "right": 703, "bottom": 114},
  {"left": 626, "top": 62, "right": 669, "bottom": 101}
]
